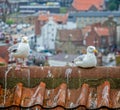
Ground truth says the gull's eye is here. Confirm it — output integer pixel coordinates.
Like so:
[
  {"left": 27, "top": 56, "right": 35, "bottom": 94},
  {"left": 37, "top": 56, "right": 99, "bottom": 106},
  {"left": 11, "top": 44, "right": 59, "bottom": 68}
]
[{"left": 88, "top": 47, "right": 94, "bottom": 53}]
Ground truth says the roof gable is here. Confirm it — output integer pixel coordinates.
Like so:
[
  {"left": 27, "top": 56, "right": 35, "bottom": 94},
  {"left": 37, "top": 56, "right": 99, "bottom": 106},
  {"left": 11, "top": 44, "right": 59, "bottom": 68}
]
[
  {"left": 94, "top": 27, "right": 110, "bottom": 36},
  {"left": 58, "top": 29, "right": 83, "bottom": 42},
  {"left": 72, "top": 0, "right": 105, "bottom": 11},
  {"left": 38, "top": 12, "right": 68, "bottom": 24}
]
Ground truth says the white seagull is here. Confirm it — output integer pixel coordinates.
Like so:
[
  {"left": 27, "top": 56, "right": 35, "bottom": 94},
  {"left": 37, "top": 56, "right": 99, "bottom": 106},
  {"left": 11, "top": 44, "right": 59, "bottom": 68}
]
[
  {"left": 73, "top": 46, "right": 98, "bottom": 68},
  {"left": 8, "top": 36, "right": 30, "bottom": 69}
]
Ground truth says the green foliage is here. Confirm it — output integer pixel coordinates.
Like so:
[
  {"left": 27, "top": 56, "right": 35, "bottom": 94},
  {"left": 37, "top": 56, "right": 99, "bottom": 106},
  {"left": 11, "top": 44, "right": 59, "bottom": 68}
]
[
  {"left": 108, "top": 2, "right": 117, "bottom": 10},
  {"left": 1, "top": 77, "right": 120, "bottom": 89},
  {"left": 107, "top": 0, "right": 120, "bottom": 10},
  {"left": 6, "top": 19, "right": 14, "bottom": 25}
]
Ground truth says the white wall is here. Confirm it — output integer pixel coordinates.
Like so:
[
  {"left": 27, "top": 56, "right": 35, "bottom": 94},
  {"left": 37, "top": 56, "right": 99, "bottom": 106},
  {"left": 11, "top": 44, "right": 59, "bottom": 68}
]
[
  {"left": 117, "top": 26, "right": 120, "bottom": 49},
  {"left": 39, "top": 18, "right": 77, "bottom": 50},
  {"left": 40, "top": 18, "right": 58, "bottom": 50}
]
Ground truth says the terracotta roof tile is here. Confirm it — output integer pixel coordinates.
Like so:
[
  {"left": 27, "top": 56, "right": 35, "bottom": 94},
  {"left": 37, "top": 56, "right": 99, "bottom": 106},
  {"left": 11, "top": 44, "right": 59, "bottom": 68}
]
[
  {"left": 72, "top": 0, "right": 104, "bottom": 11},
  {"left": 95, "top": 27, "right": 110, "bottom": 36},
  {"left": 97, "top": 81, "right": 111, "bottom": 107},
  {"left": 38, "top": 13, "right": 68, "bottom": 24},
  {"left": 0, "top": 81, "right": 120, "bottom": 109},
  {"left": 38, "top": 15, "right": 48, "bottom": 21},
  {"left": 58, "top": 29, "right": 83, "bottom": 41},
  {"left": 0, "top": 66, "right": 120, "bottom": 109}
]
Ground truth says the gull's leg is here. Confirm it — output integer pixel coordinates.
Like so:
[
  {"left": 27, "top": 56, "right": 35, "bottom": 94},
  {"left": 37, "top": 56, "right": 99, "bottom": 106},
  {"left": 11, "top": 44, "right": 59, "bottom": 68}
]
[
  {"left": 22, "top": 58, "right": 28, "bottom": 67},
  {"left": 8, "top": 53, "right": 15, "bottom": 63},
  {"left": 15, "top": 59, "right": 21, "bottom": 70}
]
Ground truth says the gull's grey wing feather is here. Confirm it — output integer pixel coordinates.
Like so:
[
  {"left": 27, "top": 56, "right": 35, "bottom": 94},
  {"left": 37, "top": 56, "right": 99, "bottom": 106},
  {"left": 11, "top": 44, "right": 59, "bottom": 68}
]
[
  {"left": 74, "top": 54, "right": 86, "bottom": 62},
  {"left": 8, "top": 43, "right": 19, "bottom": 52}
]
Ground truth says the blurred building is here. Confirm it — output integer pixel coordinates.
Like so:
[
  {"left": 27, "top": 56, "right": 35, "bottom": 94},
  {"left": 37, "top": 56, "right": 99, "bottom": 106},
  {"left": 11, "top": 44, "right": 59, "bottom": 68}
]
[
  {"left": 56, "top": 29, "right": 83, "bottom": 54},
  {"left": 117, "top": 25, "right": 120, "bottom": 49},
  {"left": 19, "top": 5, "right": 60, "bottom": 14},
  {"left": 71, "top": 0, "right": 106, "bottom": 11},
  {"left": 68, "top": 11, "right": 120, "bottom": 28},
  {"left": 35, "top": 11, "right": 68, "bottom": 36},
  {"left": 39, "top": 17, "right": 58, "bottom": 50}
]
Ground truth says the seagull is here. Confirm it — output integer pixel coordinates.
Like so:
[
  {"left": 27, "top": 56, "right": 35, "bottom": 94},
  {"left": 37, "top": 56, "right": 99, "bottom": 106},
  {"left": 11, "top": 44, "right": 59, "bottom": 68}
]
[
  {"left": 73, "top": 46, "right": 98, "bottom": 68},
  {"left": 8, "top": 36, "right": 30, "bottom": 69}
]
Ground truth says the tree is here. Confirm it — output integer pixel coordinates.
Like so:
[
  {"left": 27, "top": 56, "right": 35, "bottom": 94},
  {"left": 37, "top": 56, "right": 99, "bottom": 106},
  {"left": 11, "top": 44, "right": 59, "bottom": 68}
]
[
  {"left": 108, "top": 2, "right": 117, "bottom": 10},
  {"left": 6, "top": 19, "right": 14, "bottom": 25},
  {"left": 107, "top": 0, "right": 120, "bottom": 10}
]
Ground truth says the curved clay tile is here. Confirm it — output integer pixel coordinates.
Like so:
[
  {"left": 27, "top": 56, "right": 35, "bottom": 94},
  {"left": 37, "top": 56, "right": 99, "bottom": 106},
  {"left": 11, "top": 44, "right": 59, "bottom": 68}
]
[
  {"left": 21, "top": 82, "right": 46, "bottom": 107},
  {"left": 0, "top": 81, "right": 120, "bottom": 109},
  {"left": 76, "top": 83, "right": 89, "bottom": 106},
  {"left": 13, "top": 83, "right": 23, "bottom": 106},
  {"left": 87, "top": 88, "right": 97, "bottom": 109},
  {"left": 0, "top": 66, "right": 120, "bottom": 109},
  {"left": 97, "top": 81, "right": 111, "bottom": 108}
]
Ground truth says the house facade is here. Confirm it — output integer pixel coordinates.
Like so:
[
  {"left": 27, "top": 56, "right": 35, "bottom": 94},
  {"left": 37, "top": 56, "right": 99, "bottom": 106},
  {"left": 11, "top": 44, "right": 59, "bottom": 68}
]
[
  {"left": 102, "top": 16, "right": 117, "bottom": 47},
  {"left": 35, "top": 12, "right": 77, "bottom": 51},
  {"left": 19, "top": 5, "right": 60, "bottom": 14},
  {"left": 40, "top": 18, "right": 58, "bottom": 50},
  {"left": 82, "top": 25, "right": 110, "bottom": 49},
  {"left": 35, "top": 11, "right": 68, "bottom": 36},
  {"left": 56, "top": 29, "right": 84, "bottom": 54},
  {"left": 0, "top": 0, "right": 10, "bottom": 19},
  {"left": 68, "top": 11, "right": 120, "bottom": 28},
  {"left": 117, "top": 26, "right": 120, "bottom": 49}
]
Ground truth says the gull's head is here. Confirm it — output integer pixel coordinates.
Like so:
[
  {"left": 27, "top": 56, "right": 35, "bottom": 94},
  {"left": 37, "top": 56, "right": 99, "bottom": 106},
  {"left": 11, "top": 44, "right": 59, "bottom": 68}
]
[
  {"left": 21, "top": 36, "right": 28, "bottom": 43},
  {"left": 87, "top": 46, "right": 98, "bottom": 54}
]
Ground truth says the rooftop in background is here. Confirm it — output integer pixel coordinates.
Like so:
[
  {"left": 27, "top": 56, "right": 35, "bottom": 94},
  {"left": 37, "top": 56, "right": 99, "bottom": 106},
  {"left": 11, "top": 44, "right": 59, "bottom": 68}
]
[
  {"left": 68, "top": 11, "right": 120, "bottom": 23},
  {"left": 57, "top": 28, "right": 83, "bottom": 41},
  {"left": 8, "top": 0, "right": 29, "bottom": 3},
  {"left": 72, "top": 0, "right": 105, "bottom": 11},
  {"left": 38, "top": 12, "right": 69, "bottom": 24},
  {"left": 19, "top": 4, "right": 60, "bottom": 14}
]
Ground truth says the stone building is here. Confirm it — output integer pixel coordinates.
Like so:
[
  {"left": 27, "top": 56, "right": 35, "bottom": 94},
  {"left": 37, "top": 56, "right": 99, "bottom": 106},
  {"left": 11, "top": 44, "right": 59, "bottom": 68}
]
[
  {"left": 56, "top": 29, "right": 83, "bottom": 54},
  {"left": 68, "top": 11, "right": 120, "bottom": 28}
]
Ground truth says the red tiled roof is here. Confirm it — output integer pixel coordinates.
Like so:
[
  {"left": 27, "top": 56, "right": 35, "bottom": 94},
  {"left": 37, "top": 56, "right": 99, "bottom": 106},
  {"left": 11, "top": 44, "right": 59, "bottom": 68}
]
[
  {"left": 58, "top": 29, "right": 83, "bottom": 41},
  {"left": 94, "top": 27, "right": 110, "bottom": 36},
  {"left": 0, "top": 66, "right": 120, "bottom": 109},
  {"left": 82, "top": 24, "right": 110, "bottom": 38},
  {"left": 72, "top": 0, "right": 104, "bottom": 11},
  {"left": 38, "top": 13, "right": 68, "bottom": 24},
  {"left": 0, "top": 81, "right": 120, "bottom": 109}
]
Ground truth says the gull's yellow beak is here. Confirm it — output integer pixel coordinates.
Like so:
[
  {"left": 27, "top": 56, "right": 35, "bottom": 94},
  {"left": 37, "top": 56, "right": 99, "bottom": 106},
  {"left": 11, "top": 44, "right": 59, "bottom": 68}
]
[
  {"left": 22, "top": 37, "right": 28, "bottom": 43},
  {"left": 23, "top": 39, "right": 28, "bottom": 43},
  {"left": 93, "top": 49, "right": 98, "bottom": 53}
]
